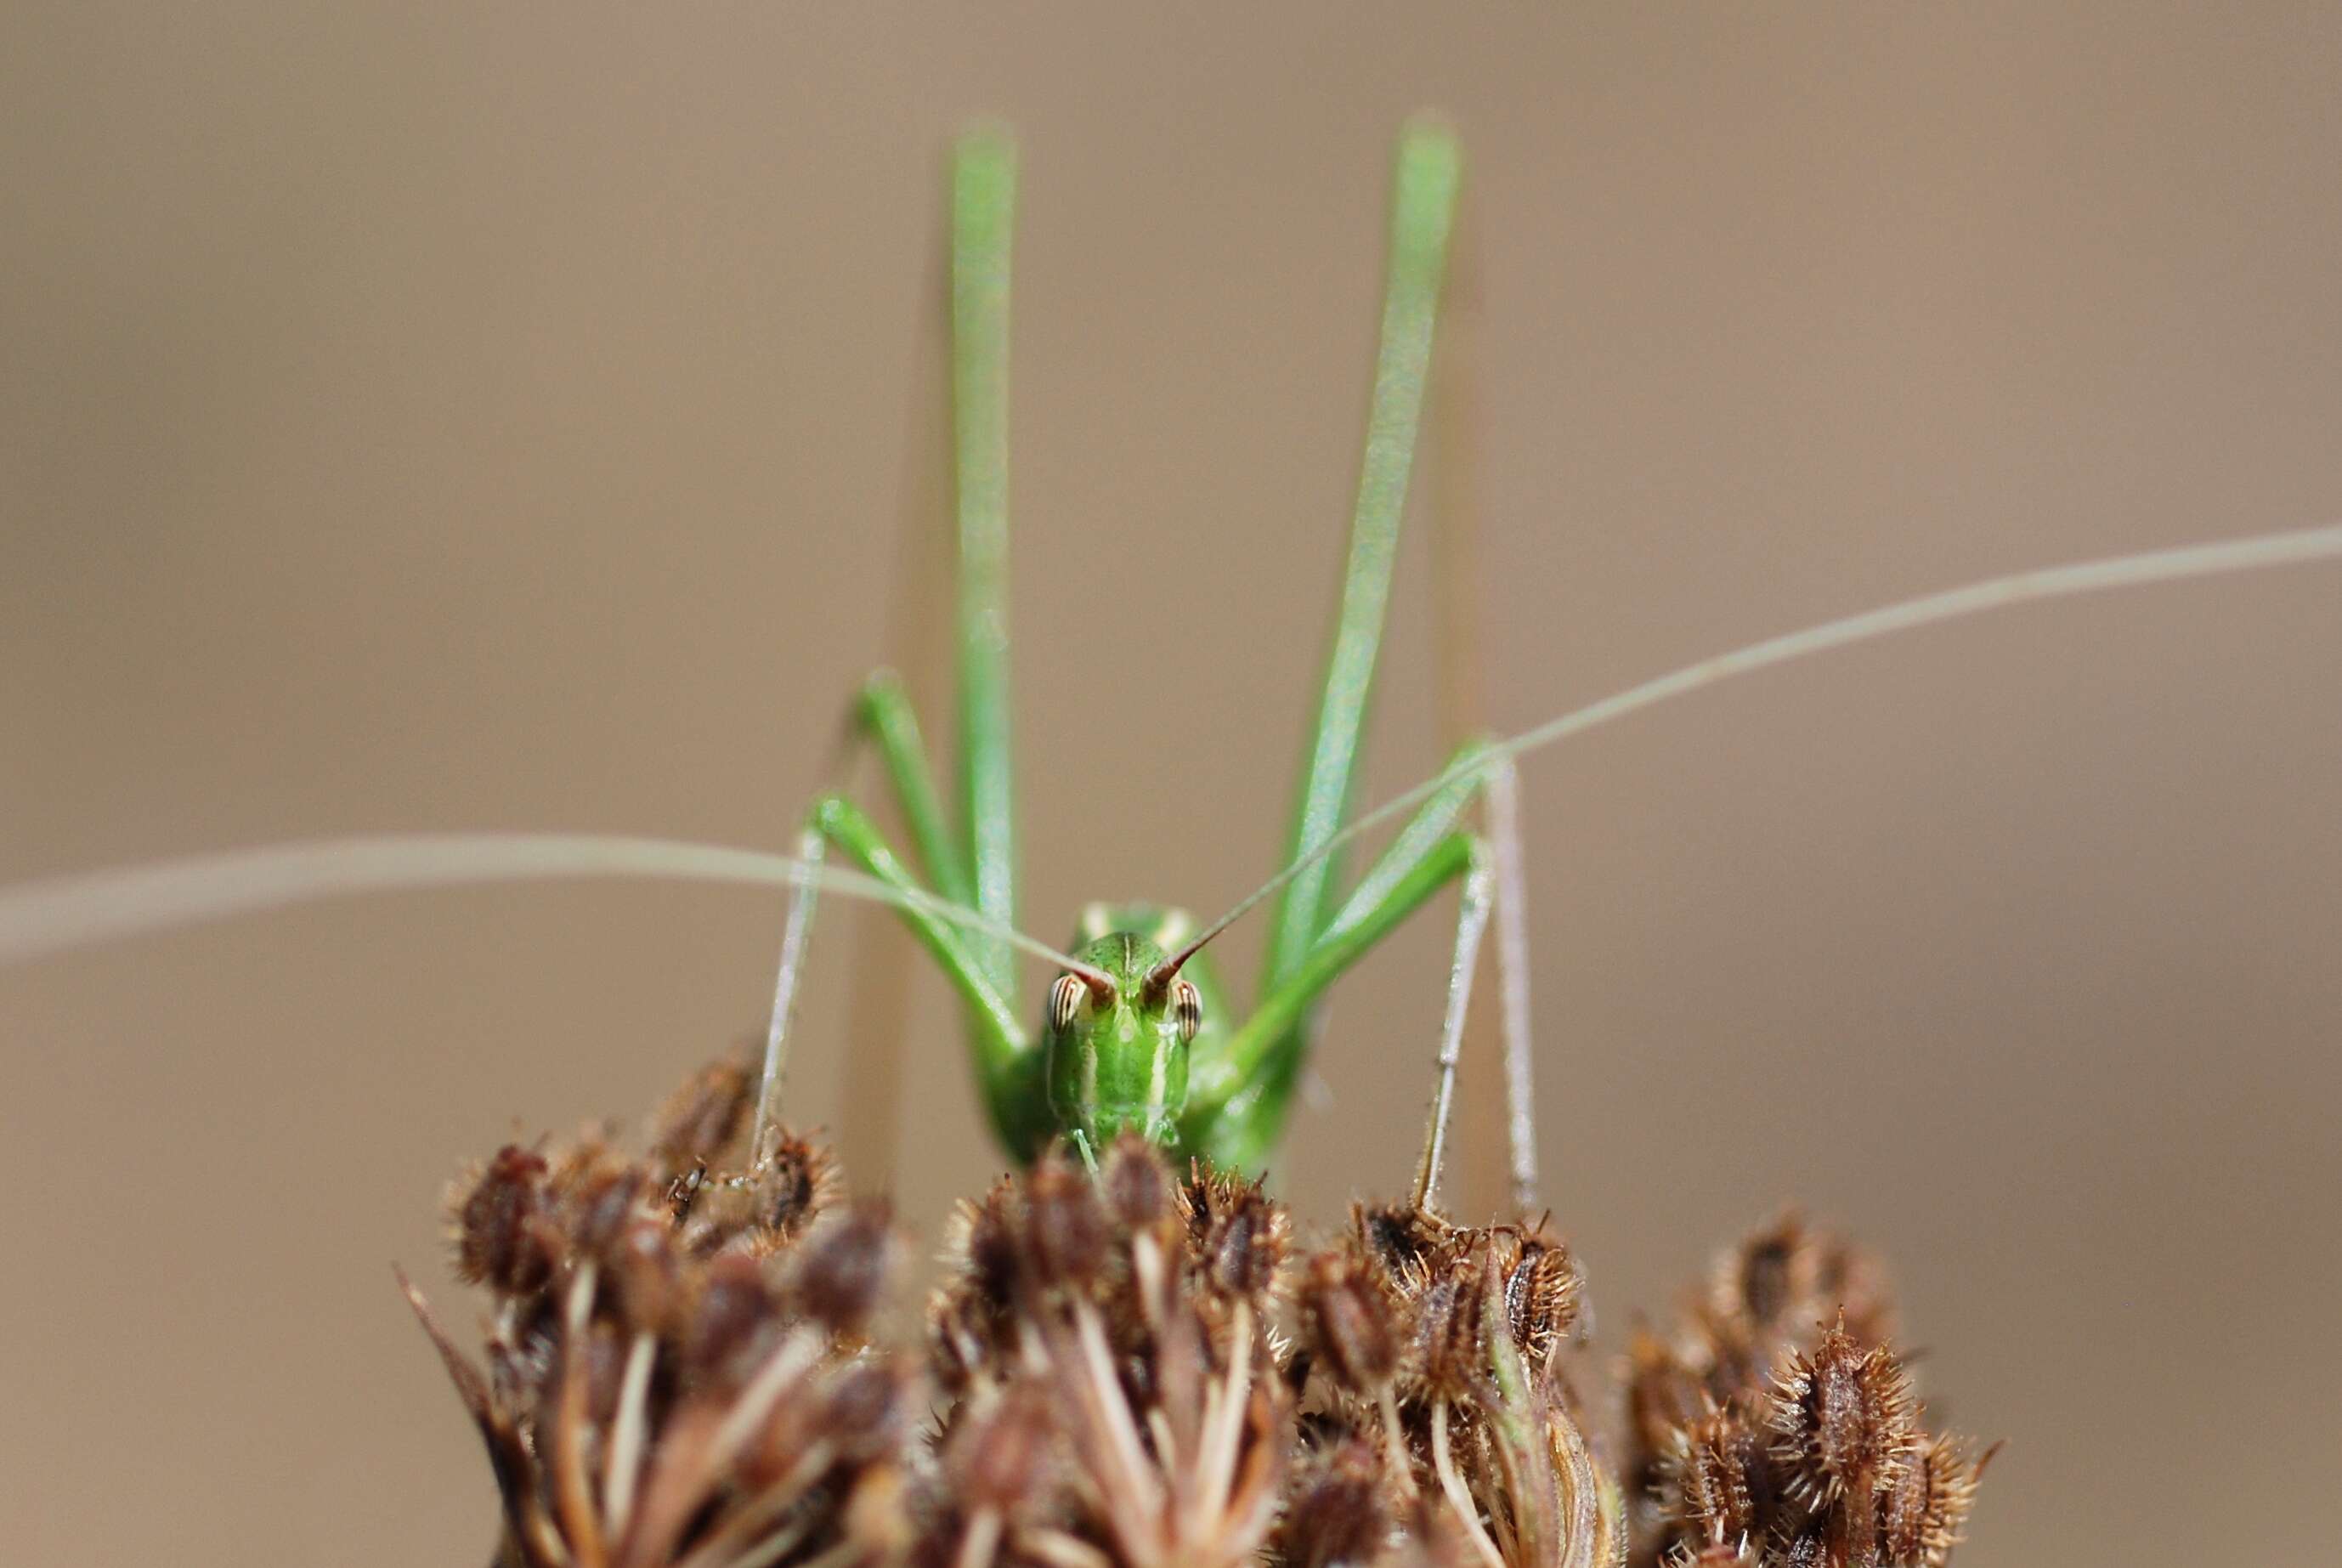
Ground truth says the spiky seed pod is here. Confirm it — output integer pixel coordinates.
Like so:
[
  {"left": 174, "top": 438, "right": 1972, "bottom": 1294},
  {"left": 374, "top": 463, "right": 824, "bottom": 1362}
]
[
  {"left": 784, "top": 1197, "right": 897, "bottom": 1336},
  {"left": 564, "top": 1162, "right": 653, "bottom": 1259},
  {"left": 1408, "top": 1248, "right": 1491, "bottom": 1403},
  {"left": 451, "top": 1144, "right": 552, "bottom": 1293},
  {"left": 605, "top": 1213, "right": 684, "bottom": 1336},
  {"left": 1301, "top": 1252, "right": 1400, "bottom": 1396},
  {"left": 951, "top": 1174, "right": 1025, "bottom": 1308},
  {"left": 1101, "top": 1131, "right": 1174, "bottom": 1231},
  {"left": 1712, "top": 1213, "right": 1898, "bottom": 1358},
  {"left": 648, "top": 1050, "right": 755, "bottom": 1166},
  {"left": 1182, "top": 1162, "right": 1292, "bottom": 1305},
  {"left": 1272, "top": 1434, "right": 1390, "bottom": 1568},
  {"left": 411, "top": 1052, "right": 1989, "bottom": 1568},
  {"left": 943, "top": 1378, "right": 1061, "bottom": 1517},
  {"left": 1656, "top": 1403, "right": 1771, "bottom": 1553},
  {"left": 1020, "top": 1148, "right": 1111, "bottom": 1291},
  {"left": 672, "top": 1129, "right": 840, "bottom": 1257},
  {"left": 682, "top": 1249, "right": 779, "bottom": 1389},
  {"left": 745, "top": 1131, "right": 837, "bottom": 1243},
  {"left": 1880, "top": 1433, "right": 1994, "bottom": 1568},
  {"left": 1767, "top": 1320, "right": 1917, "bottom": 1510},
  {"left": 1352, "top": 1201, "right": 1457, "bottom": 1288},
  {"left": 1492, "top": 1224, "right": 1584, "bottom": 1368},
  {"left": 1626, "top": 1324, "right": 1712, "bottom": 1455},
  {"left": 927, "top": 1174, "right": 1029, "bottom": 1391},
  {"left": 819, "top": 1356, "right": 920, "bottom": 1467}
]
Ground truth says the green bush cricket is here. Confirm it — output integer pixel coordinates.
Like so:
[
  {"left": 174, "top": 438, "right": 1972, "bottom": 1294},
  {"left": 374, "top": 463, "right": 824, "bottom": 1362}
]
[
  {"left": 753, "top": 120, "right": 1534, "bottom": 1189},
  {"left": 0, "top": 121, "right": 2334, "bottom": 1211}
]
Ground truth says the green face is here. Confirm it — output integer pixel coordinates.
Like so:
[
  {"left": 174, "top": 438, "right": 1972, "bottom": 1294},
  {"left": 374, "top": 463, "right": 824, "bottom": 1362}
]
[{"left": 1042, "top": 911, "right": 1204, "bottom": 1150}]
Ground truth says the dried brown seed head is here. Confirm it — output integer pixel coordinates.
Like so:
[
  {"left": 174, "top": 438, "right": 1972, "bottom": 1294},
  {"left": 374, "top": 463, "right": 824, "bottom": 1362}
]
[
  {"left": 1351, "top": 1201, "right": 1456, "bottom": 1290},
  {"left": 1273, "top": 1434, "right": 1390, "bottom": 1568},
  {"left": 648, "top": 1050, "right": 754, "bottom": 1169},
  {"left": 683, "top": 1250, "right": 779, "bottom": 1388},
  {"left": 952, "top": 1174, "right": 1026, "bottom": 1308},
  {"left": 1714, "top": 1212, "right": 1898, "bottom": 1355},
  {"left": 784, "top": 1197, "right": 897, "bottom": 1335},
  {"left": 1657, "top": 1403, "right": 1772, "bottom": 1552},
  {"left": 1183, "top": 1162, "right": 1291, "bottom": 1305},
  {"left": 1767, "top": 1319, "right": 1918, "bottom": 1508},
  {"left": 565, "top": 1163, "right": 653, "bottom": 1259},
  {"left": 1101, "top": 1132, "right": 1174, "bottom": 1231},
  {"left": 1494, "top": 1225, "right": 1584, "bottom": 1366},
  {"left": 410, "top": 1051, "right": 1992, "bottom": 1568},
  {"left": 928, "top": 1178, "right": 1029, "bottom": 1392},
  {"left": 819, "top": 1357, "right": 920, "bottom": 1465},
  {"left": 1409, "top": 1251, "right": 1491, "bottom": 1403},
  {"left": 744, "top": 1130, "right": 837, "bottom": 1244},
  {"left": 1301, "top": 1252, "right": 1400, "bottom": 1395},
  {"left": 1020, "top": 1149, "right": 1111, "bottom": 1291},
  {"left": 1881, "top": 1432, "right": 1994, "bottom": 1568},
  {"left": 944, "top": 1379, "right": 1060, "bottom": 1514},
  {"left": 451, "top": 1145, "right": 552, "bottom": 1295}
]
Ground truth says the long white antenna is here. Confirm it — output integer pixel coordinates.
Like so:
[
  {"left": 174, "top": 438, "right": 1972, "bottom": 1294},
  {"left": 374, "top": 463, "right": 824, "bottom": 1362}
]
[
  {"left": 4, "top": 523, "right": 2334, "bottom": 979},
  {"left": 1185, "top": 518, "right": 2342, "bottom": 949},
  {"left": 0, "top": 831, "right": 1096, "bottom": 974}
]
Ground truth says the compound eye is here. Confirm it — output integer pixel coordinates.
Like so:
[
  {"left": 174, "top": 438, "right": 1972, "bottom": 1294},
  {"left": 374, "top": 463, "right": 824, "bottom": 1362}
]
[
  {"left": 1047, "top": 972, "right": 1089, "bottom": 1033},
  {"left": 1173, "top": 979, "right": 1202, "bottom": 1044}
]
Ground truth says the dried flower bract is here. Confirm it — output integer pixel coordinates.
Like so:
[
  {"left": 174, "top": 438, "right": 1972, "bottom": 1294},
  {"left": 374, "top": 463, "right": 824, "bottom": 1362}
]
[{"left": 405, "top": 1056, "right": 1988, "bottom": 1568}]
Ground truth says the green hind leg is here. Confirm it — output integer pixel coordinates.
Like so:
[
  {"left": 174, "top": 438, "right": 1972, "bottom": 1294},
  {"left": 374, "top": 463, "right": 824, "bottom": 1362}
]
[
  {"left": 759, "top": 773, "right": 1047, "bottom": 1162},
  {"left": 950, "top": 129, "right": 1019, "bottom": 1010},
  {"left": 1249, "top": 122, "right": 1462, "bottom": 1144},
  {"left": 757, "top": 131, "right": 1031, "bottom": 1161}
]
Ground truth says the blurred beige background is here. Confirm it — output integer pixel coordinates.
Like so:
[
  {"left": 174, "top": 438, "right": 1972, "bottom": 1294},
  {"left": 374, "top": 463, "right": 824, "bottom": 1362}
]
[{"left": 3, "top": 4, "right": 2339, "bottom": 1564}]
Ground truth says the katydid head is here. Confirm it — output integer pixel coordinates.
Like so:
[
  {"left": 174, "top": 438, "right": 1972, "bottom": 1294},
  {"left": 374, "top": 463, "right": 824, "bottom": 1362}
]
[{"left": 1043, "top": 929, "right": 1205, "bottom": 1149}]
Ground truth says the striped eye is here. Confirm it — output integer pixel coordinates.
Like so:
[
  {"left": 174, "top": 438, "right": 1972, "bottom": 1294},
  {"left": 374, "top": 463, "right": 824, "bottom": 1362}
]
[
  {"left": 1173, "top": 979, "right": 1202, "bottom": 1044},
  {"left": 1047, "top": 972, "right": 1089, "bottom": 1033}
]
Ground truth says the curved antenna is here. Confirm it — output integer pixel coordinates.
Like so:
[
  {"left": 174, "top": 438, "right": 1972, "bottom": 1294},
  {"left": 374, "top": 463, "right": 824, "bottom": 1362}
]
[
  {"left": 0, "top": 830, "right": 1115, "bottom": 986},
  {"left": 1141, "top": 920, "right": 1220, "bottom": 1000},
  {"left": 1181, "top": 518, "right": 2342, "bottom": 952}
]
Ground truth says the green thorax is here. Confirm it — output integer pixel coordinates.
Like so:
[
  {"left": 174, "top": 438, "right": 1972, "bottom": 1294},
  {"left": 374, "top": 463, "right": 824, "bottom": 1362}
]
[{"left": 1043, "top": 903, "right": 1227, "bottom": 1152}]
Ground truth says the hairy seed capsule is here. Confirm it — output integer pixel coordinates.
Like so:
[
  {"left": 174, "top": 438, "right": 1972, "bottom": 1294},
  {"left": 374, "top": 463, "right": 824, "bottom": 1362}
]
[
  {"left": 1882, "top": 1432, "right": 1993, "bottom": 1568},
  {"left": 454, "top": 1145, "right": 551, "bottom": 1294},
  {"left": 820, "top": 1358, "right": 917, "bottom": 1465},
  {"left": 1020, "top": 1152, "right": 1110, "bottom": 1290},
  {"left": 1352, "top": 1202, "right": 1454, "bottom": 1285},
  {"left": 1302, "top": 1253, "right": 1399, "bottom": 1394},
  {"left": 685, "top": 1251, "right": 778, "bottom": 1387},
  {"left": 1273, "top": 1435, "right": 1389, "bottom": 1568},
  {"left": 648, "top": 1053, "right": 754, "bottom": 1166},
  {"left": 1660, "top": 1405, "right": 1769, "bottom": 1550},
  {"left": 1768, "top": 1320, "right": 1916, "bottom": 1507},
  {"left": 1185, "top": 1166, "right": 1289, "bottom": 1303},
  {"left": 607, "top": 1215, "right": 684, "bottom": 1336},
  {"left": 1497, "top": 1228, "right": 1583, "bottom": 1363},
  {"left": 786, "top": 1199, "right": 897, "bottom": 1334},
  {"left": 569, "top": 1164, "right": 653, "bottom": 1259},
  {"left": 1411, "top": 1262, "right": 1487, "bottom": 1402},
  {"left": 748, "top": 1132, "right": 835, "bottom": 1243},
  {"left": 1100, "top": 1134, "right": 1173, "bottom": 1231},
  {"left": 946, "top": 1381, "right": 1058, "bottom": 1513}
]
